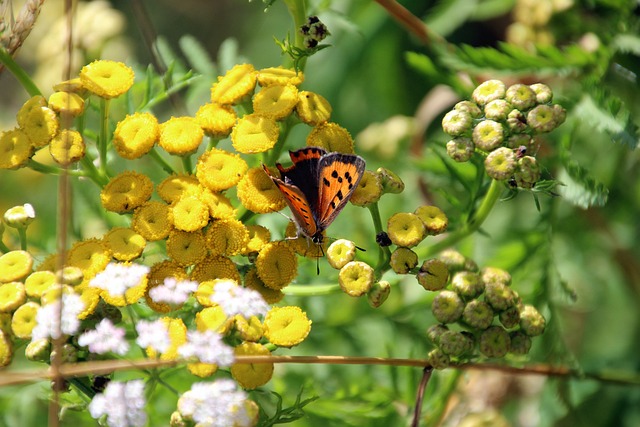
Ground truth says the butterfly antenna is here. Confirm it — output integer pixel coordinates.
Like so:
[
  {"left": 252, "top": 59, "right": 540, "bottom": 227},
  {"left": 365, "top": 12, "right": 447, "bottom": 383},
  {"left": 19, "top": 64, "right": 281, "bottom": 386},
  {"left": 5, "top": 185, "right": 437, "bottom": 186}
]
[
  {"left": 316, "top": 245, "right": 324, "bottom": 275},
  {"left": 326, "top": 235, "right": 367, "bottom": 252}
]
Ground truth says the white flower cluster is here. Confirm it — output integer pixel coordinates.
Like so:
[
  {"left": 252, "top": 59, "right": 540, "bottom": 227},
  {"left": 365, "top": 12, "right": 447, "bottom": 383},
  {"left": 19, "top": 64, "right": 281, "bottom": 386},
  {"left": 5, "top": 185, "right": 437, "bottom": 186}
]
[
  {"left": 177, "top": 379, "right": 255, "bottom": 427},
  {"left": 89, "top": 380, "right": 147, "bottom": 427}
]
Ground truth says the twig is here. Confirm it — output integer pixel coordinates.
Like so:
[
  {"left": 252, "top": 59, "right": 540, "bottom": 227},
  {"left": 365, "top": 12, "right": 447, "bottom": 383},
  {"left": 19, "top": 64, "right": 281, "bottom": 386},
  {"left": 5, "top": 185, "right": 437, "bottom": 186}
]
[
  {"left": 411, "top": 367, "right": 433, "bottom": 427},
  {"left": 373, "top": 0, "right": 429, "bottom": 45}
]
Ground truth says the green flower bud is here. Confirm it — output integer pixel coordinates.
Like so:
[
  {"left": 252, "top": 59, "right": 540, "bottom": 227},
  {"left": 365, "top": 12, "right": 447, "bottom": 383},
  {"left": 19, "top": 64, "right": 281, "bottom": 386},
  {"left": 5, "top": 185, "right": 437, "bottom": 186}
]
[
  {"left": 25, "top": 338, "right": 51, "bottom": 362},
  {"left": 460, "top": 331, "right": 476, "bottom": 355},
  {"left": 499, "top": 305, "right": 520, "bottom": 329},
  {"left": 454, "top": 100, "right": 482, "bottom": 118},
  {"left": 414, "top": 205, "right": 448, "bottom": 236},
  {"left": 472, "top": 120, "right": 504, "bottom": 151},
  {"left": 417, "top": 259, "right": 449, "bottom": 291},
  {"left": 439, "top": 330, "right": 474, "bottom": 357},
  {"left": 553, "top": 104, "right": 566, "bottom": 125},
  {"left": 519, "top": 305, "right": 546, "bottom": 336},
  {"left": 446, "top": 137, "right": 475, "bottom": 162},
  {"left": 506, "top": 133, "right": 532, "bottom": 150},
  {"left": 432, "top": 290, "right": 464, "bottom": 323},
  {"left": 426, "top": 324, "right": 449, "bottom": 345},
  {"left": 327, "top": 239, "right": 357, "bottom": 270},
  {"left": 339, "top": 261, "right": 375, "bottom": 297},
  {"left": 530, "top": 83, "right": 553, "bottom": 104},
  {"left": 3, "top": 203, "right": 35, "bottom": 229},
  {"left": 442, "top": 110, "right": 473, "bottom": 136},
  {"left": 484, "top": 99, "right": 512, "bottom": 121},
  {"left": 451, "top": 271, "right": 484, "bottom": 300},
  {"left": 479, "top": 325, "right": 510, "bottom": 358},
  {"left": 480, "top": 267, "right": 511, "bottom": 286},
  {"left": 507, "top": 109, "right": 527, "bottom": 133},
  {"left": 390, "top": 247, "right": 418, "bottom": 274},
  {"left": 484, "top": 282, "right": 517, "bottom": 312},
  {"left": 527, "top": 104, "right": 557, "bottom": 133},
  {"left": 376, "top": 167, "right": 405, "bottom": 194},
  {"left": 472, "top": 80, "right": 506, "bottom": 106},
  {"left": 427, "top": 347, "right": 450, "bottom": 370},
  {"left": 367, "top": 280, "right": 391, "bottom": 308},
  {"left": 509, "top": 331, "right": 532, "bottom": 355},
  {"left": 506, "top": 84, "right": 537, "bottom": 111},
  {"left": 462, "top": 299, "right": 494, "bottom": 330},
  {"left": 51, "top": 343, "right": 78, "bottom": 364},
  {"left": 484, "top": 147, "right": 517, "bottom": 180},
  {"left": 437, "top": 249, "right": 467, "bottom": 273},
  {"left": 463, "top": 258, "right": 479, "bottom": 272},
  {"left": 515, "top": 155, "right": 541, "bottom": 189}
]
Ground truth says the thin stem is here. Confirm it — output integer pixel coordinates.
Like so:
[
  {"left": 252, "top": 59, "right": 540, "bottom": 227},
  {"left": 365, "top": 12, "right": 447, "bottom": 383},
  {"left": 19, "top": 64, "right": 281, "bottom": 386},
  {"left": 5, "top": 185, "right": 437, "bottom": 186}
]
[
  {"left": 18, "top": 228, "right": 27, "bottom": 251},
  {"left": 0, "top": 48, "right": 42, "bottom": 97},
  {"left": 0, "top": 238, "right": 10, "bottom": 254},
  {"left": 284, "top": 284, "right": 340, "bottom": 296},
  {"left": 181, "top": 155, "right": 193, "bottom": 174},
  {"left": 98, "top": 98, "right": 111, "bottom": 177},
  {"left": 27, "top": 159, "right": 90, "bottom": 179},
  {"left": 283, "top": 0, "right": 308, "bottom": 66},
  {"left": 411, "top": 367, "right": 433, "bottom": 427},
  {"left": 368, "top": 202, "right": 391, "bottom": 271},
  {"left": 149, "top": 148, "right": 177, "bottom": 175}
]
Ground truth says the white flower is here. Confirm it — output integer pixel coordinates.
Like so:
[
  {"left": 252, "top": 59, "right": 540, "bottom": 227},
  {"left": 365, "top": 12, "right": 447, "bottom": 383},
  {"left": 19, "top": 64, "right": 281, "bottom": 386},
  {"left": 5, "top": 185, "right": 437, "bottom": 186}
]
[
  {"left": 148, "top": 277, "right": 198, "bottom": 305},
  {"left": 31, "top": 292, "right": 85, "bottom": 340},
  {"left": 210, "top": 280, "right": 269, "bottom": 318},
  {"left": 178, "top": 329, "right": 234, "bottom": 367},
  {"left": 178, "top": 379, "right": 252, "bottom": 427},
  {"left": 89, "top": 380, "right": 147, "bottom": 427},
  {"left": 135, "top": 319, "right": 171, "bottom": 354},
  {"left": 90, "top": 262, "right": 150, "bottom": 297},
  {"left": 78, "top": 319, "right": 129, "bottom": 355}
]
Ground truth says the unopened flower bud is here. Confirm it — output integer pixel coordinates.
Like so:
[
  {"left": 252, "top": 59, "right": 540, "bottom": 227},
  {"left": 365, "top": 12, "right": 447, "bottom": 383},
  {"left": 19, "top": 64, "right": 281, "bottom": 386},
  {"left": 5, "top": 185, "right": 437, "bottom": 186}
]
[
  {"left": 376, "top": 167, "right": 405, "bottom": 194},
  {"left": 451, "top": 271, "right": 484, "bottom": 300},
  {"left": 338, "top": 261, "right": 375, "bottom": 297},
  {"left": 479, "top": 325, "right": 510, "bottom": 358},
  {"left": 481, "top": 267, "right": 512, "bottom": 286},
  {"left": 472, "top": 120, "right": 504, "bottom": 151},
  {"left": 442, "top": 110, "right": 473, "bottom": 136},
  {"left": 326, "top": 239, "right": 357, "bottom": 270},
  {"left": 553, "top": 104, "right": 566, "bottom": 125},
  {"left": 506, "top": 84, "right": 537, "bottom": 111},
  {"left": 484, "top": 99, "right": 512, "bottom": 121},
  {"left": 506, "top": 133, "right": 532, "bottom": 149},
  {"left": 484, "top": 147, "right": 517, "bottom": 180},
  {"left": 387, "top": 212, "right": 426, "bottom": 248},
  {"left": 527, "top": 104, "right": 557, "bottom": 133},
  {"left": 438, "top": 249, "right": 468, "bottom": 273},
  {"left": 350, "top": 170, "right": 382, "bottom": 207},
  {"left": 499, "top": 305, "right": 520, "bottom": 329},
  {"left": 446, "top": 137, "right": 474, "bottom": 162},
  {"left": 170, "top": 410, "right": 186, "bottom": 427},
  {"left": 417, "top": 259, "right": 449, "bottom": 291},
  {"left": 427, "top": 348, "right": 450, "bottom": 369},
  {"left": 51, "top": 343, "right": 78, "bottom": 363},
  {"left": 519, "top": 305, "right": 546, "bottom": 336},
  {"left": 414, "top": 205, "right": 448, "bottom": 235},
  {"left": 462, "top": 299, "right": 494, "bottom": 330},
  {"left": 426, "top": 324, "right": 449, "bottom": 345},
  {"left": 390, "top": 247, "right": 418, "bottom": 274},
  {"left": 25, "top": 338, "right": 51, "bottom": 362},
  {"left": 472, "top": 80, "right": 506, "bottom": 106},
  {"left": 529, "top": 83, "right": 552, "bottom": 104},
  {"left": 454, "top": 100, "right": 482, "bottom": 118},
  {"left": 431, "top": 290, "right": 464, "bottom": 323},
  {"left": 515, "top": 155, "right": 541, "bottom": 188},
  {"left": 367, "top": 280, "right": 391, "bottom": 308},
  {"left": 507, "top": 109, "right": 527, "bottom": 133},
  {"left": 485, "top": 282, "right": 517, "bottom": 312},
  {"left": 3, "top": 203, "right": 35, "bottom": 228},
  {"left": 509, "top": 331, "right": 532, "bottom": 355},
  {"left": 439, "top": 330, "right": 473, "bottom": 357}
]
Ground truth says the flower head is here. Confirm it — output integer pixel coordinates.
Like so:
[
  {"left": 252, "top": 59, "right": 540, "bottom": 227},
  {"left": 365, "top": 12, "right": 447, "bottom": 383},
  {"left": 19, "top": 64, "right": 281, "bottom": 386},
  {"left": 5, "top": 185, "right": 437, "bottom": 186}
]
[
  {"left": 414, "top": 205, "right": 448, "bottom": 235},
  {"left": 49, "top": 129, "right": 85, "bottom": 165},
  {"left": 10, "top": 301, "right": 40, "bottom": 339},
  {"left": 237, "top": 167, "right": 286, "bottom": 214},
  {"left": 0, "top": 250, "right": 33, "bottom": 283},
  {"left": 306, "top": 122, "right": 354, "bottom": 153},
  {"left": 78, "top": 318, "right": 129, "bottom": 355},
  {"left": 100, "top": 171, "right": 153, "bottom": 213},
  {"left": 0, "top": 129, "right": 33, "bottom": 169},
  {"left": 196, "top": 148, "right": 248, "bottom": 192},
  {"left": 67, "top": 239, "right": 111, "bottom": 278},
  {"left": 368, "top": 280, "right": 391, "bottom": 308},
  {"left": 24, "top": 271, "right": 57, "bottom": 298},
  {"left": 472, "top": 119, "right": 504, "bottom": 151},
  {"left": 527, "top": 104, "right": 557, "bottom": 133},
  {"left": 166, "top": 230, "right": 207, "bottom": 266},
  {"left": 88, "top": 380, "right": 147, "bottom": 427},
  {"left": 257, "top": 67, "right": 304, "bottom": 87},
  {"left": 156, "top": 174, "right": 200, "bottom": 204},
  {"left": 178, "top": 329, "right": 235, "bottom": 366},
  {"left": 350, "top": 170, "right": 382, "bottom": 207},
  {"left": 484, "top": 147, "right": 517, "bottom": 180},
  {"left": 171, "top": 195, "right": 210, "bottom": 232},
  {"left": 191, "top": 255, "right": 241, "bottom": 284},
  {"left": 472, "top": 80, "right": 506, "bottom": 106},
  {"left": 505, "top": 83, "right": 537, "bottom": 111},
  {"left": 386, "top": 212, "right": 426, "bottom": 247},
  {"left": 234, "top": 315, "right": 263, "bottom": 342},
  {"left": 0, "top": 282, "right": 26, "bottom": 312},
  {"left": 104, "top": 227, "right": 146, "bottom": 262},
  {"left": 296, "top": 91, "right": 331, "bottom": 126},
  {"left": 484, "top": 99, "right": 512, "bottom": 121},
  {"left": 441, "top": 109, "right": 472, "bottom": 136},
  {"left": 196, "top": 305, "right": 233, "bottom": 334},
  {"left": 252, "top": 85, "right": 298, "bottom": 120},
  {"left": 0, "top": 331, "right": 13, "bottom": 367},
  {"left": 21, "top": 106, "right": 59, "bottom": 148},
  {"left": 530, "top": 83, "right": 552, "bottom": 104},
  {"left": 377, "top": 167, "right": 405, "bottom": 194},
  {"left": 231, "top": 342, "right": 274, "bottom": 389},
  {"left": 210, "top": 279, "right": 269, "bottom": 318},
  {"left": 338, "top": 261, "right": 375, "bottom": 297},
  {"left": 417, "top": 259, "right": 449, "bottom": 291},
  {"left": 446, "top": 137, "right": 475, "bottom": 162},
  {"left": 389, "top": 247, "right": 418, "bottom": 274},
  {"left": 326, "top": 239, "right": 357, "bottom": 270},
  {"left": 135, "top": 319, "right": 171, "bottom": 354},
  {"left": 199, "top": 189, "right": 237, "bottom": 220},
  {"left": 148, "top": 277, "right": 198, "bottom": 306},
  {"left": 159, "top": 116, "right": 204, "bottom": 156},
  {"left": 255, "top": 242, "right": 298, "bottom": 290},
  {"left": 231, "top": 114, "right": 280, "bottom": 153},
  {"left": 131, "top": 201, "right": 173, "bottom": 241},
  {"left": 205, "top": 219, "right": 249, "bottom": 256},
  {"left": 80, "top": 60, "right": 135, "bottom": 99},
  {"left": 145, "top": 261, "right": 187, "bottom": 314},
  {"left": 31, "top": 292, "right": 84, "bottom": 340},
  {"left": 211, "top": 63, "right": 257, "bottom": 105},
  {"left": 113, "top": 112, "right": 159, "bottom": 159},
  {"left": 243, "top": 267, "right": 284, "bottom": 304},
  {"left": 3, "top": 204, "right": 36, "bottom": 229},
  {"left": 431, "top": 290, "right": 464, "bottom": 323},
  {"left": 90, "top": 262, "right": 150, "bottom": 306},
  {"left": 454, "top": 100, "right": 482, "bottom": 118},
  {"left": 146, "top": 317, "right": 187, "bottom": 361},
  {"left": 263, "top": 306, "right": 311, "bottom": 347},
  {"left": 195, "top": 103, "right": 237, "bottom": 138},
  {"left": 48, "top": 91, "right": 85, "bottom": 116}
]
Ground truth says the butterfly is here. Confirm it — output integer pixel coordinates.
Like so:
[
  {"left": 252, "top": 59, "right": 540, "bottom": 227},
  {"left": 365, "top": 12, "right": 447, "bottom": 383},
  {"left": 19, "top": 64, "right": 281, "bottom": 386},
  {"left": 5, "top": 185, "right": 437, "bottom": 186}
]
[{"left": 263, "top": 146, "right": 366, "bottom": 246}]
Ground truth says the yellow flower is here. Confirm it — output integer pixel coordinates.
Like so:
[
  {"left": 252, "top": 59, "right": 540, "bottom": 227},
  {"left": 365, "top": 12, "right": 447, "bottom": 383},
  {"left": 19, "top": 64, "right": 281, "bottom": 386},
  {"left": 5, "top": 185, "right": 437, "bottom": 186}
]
[
  {"left": 386, "top": 212, "right": 426, "bottom": 248},
  {"left": 377, "top": 167, "right": 405, "bottom": 194},
  {"left": 59, "top": 266, "right": 84, "bottom": 286},
  {"left": 191, "top": 255, "right": 241, "bottom": 284},
  {"left": 0, "top": 129, "right": 34, "bottom": 169},
  {"left": 263, "top": 306, "right": 311, "bottom": 347},
  {"left": 48, "top": 91, "right": 85, "bottom": 116},
  {"left": 196, "top": 305, "right": 232, "bottom": 334},
  {"left": 244, "top": 267, "right": 284, "bottom": 304},
  {"left": 195, "top": 103, "right": 237, "bottom": 138},
  {"left": 196, "top": 148, "right": 248, "bottom": 192},
  {"left": 252, "top": 85, "right": 298, "bottom": 120},
  {"left": 145, "top": 260, "right": 188, "bottom": 313},
  {"left": 100, "top": 171, "right": 153, "bottom": 213},
  {"left": 256, "top": 242, "right": 297, "bottom": 290},
  {"left": 198, "top": 189, "right": 237, "bottom": 220},
  {"left": 237, "top": 167, "right": 286, "bottom": 214},
  {"left": 0, "top": 250, "right": 33, "bottom": 283},
  {"left": 78, "top": 287, "right": 100, "bottom": 319},
  {"left": 166, "top": 230, "right": 207, "bottom": 266},
  {"left": 284, "top": 222, "right": 325, "bottom": 259},
  {"left": 338, "top": 261, "right": 375, "bottom": 297},
  {"left": 79, "top": 60, "right": 135, "bottom": 99},
  {"left": 49, "top": 129, "right": 85, "bottom": 165},
  {"left": 157, "top": 174, "right": 201, "bottom": 204},
  {"left": 146, "top": 317, "right": 187, "bottom": 361},
  {"left": 11, "top": 301, "right": 40, "bottom": 339},
  {"left": 20, "top": 106, "right": 59, "bottom": 148},
  {"left": 187, "top": 361, "right": 219, "bottom": 378},
  {"left": 326, "top": 239, "right": 357, "bottom": 270},
  {"left": 0, "top": 282, "right": 26, "bottom": 312},
  {"left": 234, "top": 315, "right": 263, "bottom": 342},
  {"left": 132, "top": 201, "right": 173, "bottom": 241},
  {"left": 231, "top": 114, "right": 280, "bottom": 154},
  {"left": 40, "top": 284, "right": 73, "bottom": 305},
  {"left": 368, "top": 280, "right": 391, "bottom": 308},
  {"left": 205, "top": 219, "right": 249, "bottom": 257},
  {"left": 231, "top": 342, "right": 274, "bottom": 389},
  {"left": 104, "top": 227, "right": 146, "bottom": 261},
  {"left": 257, "top": 67, "right": 304, "bottom": 87},
  {"left": 159, "top": 116, "right": 204, "bottom": 156},
  {"left": 350, "top": 170, "right": 382, "bottom": 207},
  {"left": 99, "top": 266, "right": 148, "bottom": 307},
  {"left": 414, "top": 205, "right": 448, "bottom": 235},
  {"left": 171, "top": 195, "right": 210, "bottom": 232},
  {"left": 113, "top": 112, "right": 159, "bottom": 159},
  {"left": 0, "top": 330, "right": 12, "bottom": 367},
  {"left": 16, "top": 96, "right": 46, "bottom": 125},
  {"left": 0, "top": 313, "right": 10, "bottom": 334},
  {"left": 390, "top": 247, "right": 418, "bottom": 274},
  {"left": 306, "top": 122, "right": 353, "bottom": 153},
  {"left": 67, "top": 239, "right": 112, "bottom": 278},
  {"left": 52, "top": 78, "right": 85, "bottom": 94},
  {"left": 211, "top": 63, "right": 257, "bottom": 105},
  {"left": 296, "top": 91, "right": 332, "bottom": 126},
  {"left": 24, "top": 271, "right": 57, "bottom": 299},
  {"left": 194, "top": 279, "right": 218, "bottom": 307},
  {"left": 243, "top": 225, "right": 271, "bottom": 254}
]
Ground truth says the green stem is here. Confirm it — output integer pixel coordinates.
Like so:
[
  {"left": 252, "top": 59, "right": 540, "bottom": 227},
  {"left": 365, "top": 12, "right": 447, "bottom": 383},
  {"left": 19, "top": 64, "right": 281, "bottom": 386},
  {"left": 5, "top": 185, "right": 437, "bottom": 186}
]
[
  {"left": 181, "top": 155, "right": 193, "bottom": 174},
  {"left": 239, "top": 208, "right": 256, "bottom": 224},
  {"left": 98, "top": 98, "right": 111, "bottom": 177},
  {"left": 27, "top": 159, "right": 90, "bottom": 179},
  {"left": 283, "top": 0, "right": 308, "bottom": 68},
  {"left": 0, "top": 48, "right": 42, "bottom": 97},
  {"left": 149, "top": 148, "right": 177, "bottom": 175},
  {"left": 267, "top": 115, "right": 299, "bottom": 165},
  {"left": 0, "top": 238, "right": 10, "bottom": 254},
  {"left": 284, "top": 283, "right": 341, "bottom": 296},
  {"left": 368, "top": 202, "right": 391, "bottom": 271},
  {"left": 18, "top": 228, "right": 27, "bottom": 251}
]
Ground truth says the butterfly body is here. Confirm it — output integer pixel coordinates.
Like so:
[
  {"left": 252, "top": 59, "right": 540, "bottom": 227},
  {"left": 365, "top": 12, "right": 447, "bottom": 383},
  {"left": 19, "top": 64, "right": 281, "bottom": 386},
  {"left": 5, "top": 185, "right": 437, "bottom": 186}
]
[{"left": 263, "top": 147, "right": 366, "bottom": 245}]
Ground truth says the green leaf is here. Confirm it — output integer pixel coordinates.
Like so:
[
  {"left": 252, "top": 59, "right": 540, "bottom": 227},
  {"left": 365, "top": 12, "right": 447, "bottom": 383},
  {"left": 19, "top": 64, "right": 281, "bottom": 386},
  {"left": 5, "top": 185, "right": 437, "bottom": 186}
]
[
  {"left": 179, "top": 34, "right": 217, "bottom": 77},
  {"left": 573, "top": 94, "right": 638, "bottom": 149},
  {"left": 424, "top": 0, "right": 479, "bottom": 37},
  {"left": 471, "top": 0, "right": 517, "bottom": 20},
  {"left": 405, "top": 52, "right": 439, "bottom": 78},
  {"left": 218, "top": 38, "right": 247, "bottom": 74},
  {"left": 611, "top": 33, "right": 640, "bottom": 55},
  {"left": 557, "top": 137, "right": 609, "bottom": 208}
]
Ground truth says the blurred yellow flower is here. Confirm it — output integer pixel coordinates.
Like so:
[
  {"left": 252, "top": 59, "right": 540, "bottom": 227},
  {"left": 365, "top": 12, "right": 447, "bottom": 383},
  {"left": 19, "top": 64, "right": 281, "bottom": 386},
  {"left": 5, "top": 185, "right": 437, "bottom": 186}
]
[
  {"left": 113, "top": 112, "right": 159, "bottom": 159},
  {"left": 20, "top": 106, "right": 59, "bottom": 148},
  {"left": 244, "top": 267, "right": 284, "bottom": 304},
  {"left": 146, "top": 317, "right": 187, "bottom": 361},
  {"left": 196, "top": 305, "right": 232, "bottom": 334},
  {"left": 237, "top": 167, "right": 286, "bottom": 214},
  {"left": 243, "top": 225, "right": 271, "bottom": 254},
  {"left": 234, "top": 315, "right": 263, "bottom": 342},
  {"left": 49, "top": 129, "right": 85, "bottom": 165},
  {"left": 0, "top": 330, "right": 11, "bottom": 367},
  {"left": 296, "top": 91, "right": 332, "bottom": 126},
  {"left": 231, "top": 342, "right": 274, "bottom": 389},
  {"left": 48, "top": 91, "right": 85, "bottom": 116},
  {"left": 0, "top": 129, "right": 34, "bottom": 169},
  {"left": 145, "top": 260, "right": 187, "bottom": 314},
  {"left": 0, "top": 250, "right": 33, "bottom": 283},
  {"left": 0, "top": 282, "right": 26, "bottom": 312},
  {"left": 132, "top": 201, "right": 173, "bottom": 241},
  {"left": 10, "top": 301, "right": 40, "bottom": 339},
  {"left": 257, "top": 67, "right": 304, "bottom": 87},
  {"left": 24, "top": 271, "right": 56, "bottom": 299},
  {"left": 79, "top": 60, "right": 134, "bottom": 99},
  {"left": 100, "top": 171, "right": 153, "bottom": 213},
  {"left": 263, "top": 306, "right": 311, "bottom": 347},
  {"left": 67, "top": 239, "right": 111, "bottom": 278},
  {"left": 306, "top": 122, "right": 353, "bottom": 153}
]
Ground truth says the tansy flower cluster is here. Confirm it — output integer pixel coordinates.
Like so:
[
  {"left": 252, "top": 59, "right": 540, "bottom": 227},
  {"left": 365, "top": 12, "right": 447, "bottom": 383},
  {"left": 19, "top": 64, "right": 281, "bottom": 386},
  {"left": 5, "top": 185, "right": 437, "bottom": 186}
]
[{"left": 442, "top": 80, "right": 565, "bottom": 188}]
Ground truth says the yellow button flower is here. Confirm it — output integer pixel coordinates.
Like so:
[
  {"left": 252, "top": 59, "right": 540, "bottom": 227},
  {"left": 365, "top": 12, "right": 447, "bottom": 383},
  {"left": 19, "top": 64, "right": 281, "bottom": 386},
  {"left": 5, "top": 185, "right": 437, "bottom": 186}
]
[
  {"left": 52, "top": 77, "right": 85, "bottom": 94},
  {"left": 191, "top": 255, "right": 241, "bottom": 284},
  {"left": 0, "top": 313, "right": 10, "bottom": 334},
  {"left": 243, "top": 225, "right": 271, "bottom": 254},
  {"left": 231, "top": 342, "right": 274, "bottom": 389},
  {"left": 79, "top": 60, "right": 135, "bottom": 99},
  {"left": 386, "top": 212, "right": 426, "bottom": 248},
  {"left": 236, "top": 167, "right": 286, "bottom": 214},
  {"left": 205, "top": 219, "right": 249, "bottom": 257},
  {"left": 78, "top": 287, "right": 100, "bottom": 319},
  {"left": 263, "top": 306, "right": 311, "bottom": 347},
  {"left": 40, "top": 284, "right": 73, "bottom": 305},
  {"left": 24, "top": 271, "right": 57, "bottom": 299},
  {"left": 234, "top": 315, "right": 263, "bottom": 342},
  {"left": 67, "top": 239, "right": 111, "bottom": 278},
  {"left": 104, "top": 227, "right": 146, "bottom": 261},
  {"left": 196, "top": 305, "right": 232, "bottom": 334},
  {"left": 198, "top": 189, "right": 237, "bottom": 220},
  {"left": 113, "top": 112, "right": 159, "bottom": 159},
  {"left": 211, "top": 63, "right": 257, "bottom": 105},
  {"left": 48, "top": 91, "right": 85, "bottom": 116},
  {"left": 231, "top": 114, "right": 280, "bottom": 154},
  {"left": 146, "top": 317, "right": 187, "bottom": 361},
  {"left": 157, "top": 174, "right": 201, "bottom": 204},
  {"left": 297, "top": 91, "right": 332, "bottom": 126},
  {"left": 243, "top": 267, "right": 284, "bottom": 304},
  {"left": 11, "top": 301, "right": 40, "bottom": 339},
  {"left": 49, "top": 129, "right": 85, "bottom": 166},
  {"left": 256, "top": 242, "right": 298, "bottom": 290},
  {"left": 338, "top": 261, "right": 375, "bottom": 297},
  {"left": 350, "top": 170, "right": 382, "bottom": 207},
  {"left": 0, "top": 330, "right": 11, "bottom": 367},
  {"left": 0, "top": 129, "right": 34, "bottom": 169},
  {"left": 257, "top": 67, "right": 304, "bottom": 87},
  {"left": 100, "top": 171, "right": 153, "bottom": 213},
  {"left": 16, "top": 96, "right": 46, "bottom": 125},
  {"left": 326, "top": 239, "right": 357, "bottom": 270},
  {"left": 132, "top": 201, "right": 173, "bottom": 241},
  {"left": 284, "top": 222, "right": 325, "bottom": 259},
  {"left": 171, "top": 195, "right": 210, "bottom": 232},
  {"left": 0, "top": 250, "right": 33, "bottom": 283},
  {"left": 166, "top": 230, "right": 207, "bottom": 266},
  {"left": 20, "top": 106, "right": 59, "bottom": 148},
  {"left": 196, "top": 148, "right": 248, "bottom": 192},
  {"left": 0, "top": 282, "right": 26, "bottom": 312},
  {"left": 195, "top": 103, "right": 237, "bottom": 138},
  {"left": 187, "top": 362, "right": 218, "bottom": 378},
  {"left": 99, "top": 268, "right": 148, "bottom": 307},
  {"left": 252, "top": 85, "right": 298, "bottom": 120},
  {"left": 306, "top": 122, "right": 353, "bottom": 153},
  {"left": 390, "top": 247, "right": 418, "bottom": 274},
  {"left": 195, "top": 279, "right": 220, "bottom": 307},
  {"left": 414, "top": 205, "right": 448, "bottom": 236},
  {"left": 145, "top": 260, "right": 188, "bottom": 313},
  {"left": 159, "top": 116, "right": 204, "bottom": 156}
]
